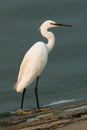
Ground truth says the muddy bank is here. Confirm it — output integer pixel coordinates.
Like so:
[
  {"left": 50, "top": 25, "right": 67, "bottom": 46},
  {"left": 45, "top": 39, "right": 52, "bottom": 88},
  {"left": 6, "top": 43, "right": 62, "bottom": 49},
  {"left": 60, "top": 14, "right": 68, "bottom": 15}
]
[{"left": 0, "top": 100, "right": 87, "bottom": 130}]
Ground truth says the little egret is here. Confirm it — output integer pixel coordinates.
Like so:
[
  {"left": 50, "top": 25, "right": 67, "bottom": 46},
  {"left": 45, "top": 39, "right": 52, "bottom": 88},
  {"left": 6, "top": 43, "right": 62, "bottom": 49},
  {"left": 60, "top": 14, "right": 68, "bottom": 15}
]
[{"left": 15, "top": 20, "right": 72, "bottom": 114}]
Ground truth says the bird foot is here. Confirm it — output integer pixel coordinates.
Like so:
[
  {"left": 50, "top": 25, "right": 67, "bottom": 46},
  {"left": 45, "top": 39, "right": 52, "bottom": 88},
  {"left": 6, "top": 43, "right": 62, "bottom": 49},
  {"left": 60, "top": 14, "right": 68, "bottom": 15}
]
[
  {"left": 35, "top": 108, "right": 48, "bottom": 112},
  {"left": 17, "top": 109, "right": 32, "bottom": 115}
]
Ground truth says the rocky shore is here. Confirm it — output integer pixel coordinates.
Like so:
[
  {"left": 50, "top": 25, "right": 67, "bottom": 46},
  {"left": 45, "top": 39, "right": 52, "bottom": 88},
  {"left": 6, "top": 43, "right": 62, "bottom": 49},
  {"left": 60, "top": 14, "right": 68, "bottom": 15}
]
[{"left": 0, "top": 100, "right": 87, "bottom": 130}]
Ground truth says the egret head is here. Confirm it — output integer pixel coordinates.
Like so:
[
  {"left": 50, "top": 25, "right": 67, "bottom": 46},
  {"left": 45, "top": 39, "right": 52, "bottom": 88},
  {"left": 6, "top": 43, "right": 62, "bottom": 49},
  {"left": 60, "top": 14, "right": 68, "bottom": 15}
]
[{"left": 39, "top": 20, "right": 72, "bottom": 31}]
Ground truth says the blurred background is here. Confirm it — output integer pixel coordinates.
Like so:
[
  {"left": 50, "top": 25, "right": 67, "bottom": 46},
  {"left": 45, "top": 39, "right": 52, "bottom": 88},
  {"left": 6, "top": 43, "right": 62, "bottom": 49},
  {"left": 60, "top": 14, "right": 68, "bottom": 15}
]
[{"left": 0, "top": 0, "right": 87, "bottom": 113}]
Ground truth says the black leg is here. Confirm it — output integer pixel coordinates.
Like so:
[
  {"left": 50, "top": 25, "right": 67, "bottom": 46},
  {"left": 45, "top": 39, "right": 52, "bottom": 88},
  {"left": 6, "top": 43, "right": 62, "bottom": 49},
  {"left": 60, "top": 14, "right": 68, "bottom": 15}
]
[
  {"left": 35, "top": 76, "right": 40, "bottom": 109},
  {"left": 20, "top": 88, "right": 26, "bottom": 109},
  {"left": 18, "top": 88, "right": 32, "bottom": 114}
]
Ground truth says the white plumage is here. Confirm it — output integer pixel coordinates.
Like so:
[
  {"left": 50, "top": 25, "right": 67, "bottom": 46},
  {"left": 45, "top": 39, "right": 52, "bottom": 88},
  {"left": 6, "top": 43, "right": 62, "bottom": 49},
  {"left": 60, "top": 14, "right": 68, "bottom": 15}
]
[
  {"left": 16, "top": 42, "right": 48, "bottom": 92},
  {"left": 15, "top": 20, "right": 58, "bottom": 92}
]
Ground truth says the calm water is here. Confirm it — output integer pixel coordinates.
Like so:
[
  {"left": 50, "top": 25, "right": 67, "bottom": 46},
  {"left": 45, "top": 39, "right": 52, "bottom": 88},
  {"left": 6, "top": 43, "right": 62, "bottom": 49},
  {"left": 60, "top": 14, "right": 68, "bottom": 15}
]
[{"left": 0, "top": 0, "right": 87, "bottom": 113}]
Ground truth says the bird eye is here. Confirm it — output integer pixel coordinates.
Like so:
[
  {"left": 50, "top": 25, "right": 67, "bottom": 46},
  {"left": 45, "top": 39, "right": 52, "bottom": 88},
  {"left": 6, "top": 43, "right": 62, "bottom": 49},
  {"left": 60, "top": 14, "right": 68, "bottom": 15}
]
[
  {"left": 50, "top": 22, "right": 54, "bottom": 25},
  {"left": 50, "top": 22, "right": 57, "bottom": 26}
]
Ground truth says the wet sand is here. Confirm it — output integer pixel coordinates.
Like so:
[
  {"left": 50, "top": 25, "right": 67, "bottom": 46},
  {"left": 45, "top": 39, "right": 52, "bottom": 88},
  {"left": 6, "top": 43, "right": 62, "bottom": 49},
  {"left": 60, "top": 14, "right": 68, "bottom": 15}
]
[{"left": 0, "top": 100, "right": 87, "bottom": 130}]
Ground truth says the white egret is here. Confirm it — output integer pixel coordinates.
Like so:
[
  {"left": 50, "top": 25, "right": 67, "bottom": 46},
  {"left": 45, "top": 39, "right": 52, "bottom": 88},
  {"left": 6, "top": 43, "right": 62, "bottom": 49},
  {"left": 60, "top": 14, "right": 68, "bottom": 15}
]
[{"left": 15, "top": 20, "right": 72, "bottom": 114}]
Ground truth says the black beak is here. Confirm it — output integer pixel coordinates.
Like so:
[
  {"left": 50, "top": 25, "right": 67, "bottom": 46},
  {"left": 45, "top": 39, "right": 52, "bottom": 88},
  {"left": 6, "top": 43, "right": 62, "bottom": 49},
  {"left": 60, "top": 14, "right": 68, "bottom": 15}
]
[{"left": 51, "top": 22, "right": 72, "bottom": 27}]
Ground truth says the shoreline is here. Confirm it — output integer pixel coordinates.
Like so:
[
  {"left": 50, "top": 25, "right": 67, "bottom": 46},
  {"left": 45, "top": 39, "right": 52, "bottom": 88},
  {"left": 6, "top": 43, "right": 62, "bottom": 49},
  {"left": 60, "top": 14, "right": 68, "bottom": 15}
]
[{"left": 0, "top": 100, "right": 87, "bottom": 130}]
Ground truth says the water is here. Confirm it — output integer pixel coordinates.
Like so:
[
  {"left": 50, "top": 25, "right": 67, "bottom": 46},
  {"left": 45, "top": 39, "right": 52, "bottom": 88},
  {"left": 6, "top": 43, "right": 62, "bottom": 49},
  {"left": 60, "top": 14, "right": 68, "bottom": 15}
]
[{"left": 0, "top": 0, "right": 87, "bottom": 113}]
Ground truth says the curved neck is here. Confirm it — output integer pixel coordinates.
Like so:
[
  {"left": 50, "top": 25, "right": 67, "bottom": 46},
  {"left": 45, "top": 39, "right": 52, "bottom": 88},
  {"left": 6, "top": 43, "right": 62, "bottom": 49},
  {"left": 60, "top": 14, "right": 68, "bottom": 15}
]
[{"left": 40, "top": 28, "right": 55, "bottom": 53}]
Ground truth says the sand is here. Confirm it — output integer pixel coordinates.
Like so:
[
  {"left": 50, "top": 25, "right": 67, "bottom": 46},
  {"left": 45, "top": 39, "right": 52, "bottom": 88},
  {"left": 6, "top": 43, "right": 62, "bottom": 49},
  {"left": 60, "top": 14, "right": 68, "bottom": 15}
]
[{"left": 56, "top": 120, "right": 87, "bottom": 130}]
